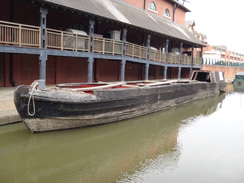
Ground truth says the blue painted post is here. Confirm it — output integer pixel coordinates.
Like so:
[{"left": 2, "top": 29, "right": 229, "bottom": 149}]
[
  {"left": 87, "top": 19, "right": 95, "bottom": 83},
  {"left": 190, "top": 45, "right": 194, "bottom": 76},
  {"left": 89, "top": 19, "right": 95, "bottom": 53},
  {"left": 88, "top": 57, "right": 94, "bottom": 83},
  {"left": 122, "top": 27, "right": 127, "bottom": 56},
  {"left": 178, "top": 42, "right": 183, "bottom": 80},
  {"left": 38, "top": 52, "right": 47, "bottom": 89},
  {"left": 40, "top": 7, "right": 48, "bottom": 49},
  {"left": 145, "top": 63, "right": 149, "bottom": 81},
  {"left": 120, "top": 59, "right": 126, "bottom": 82},
  {"left": 164, "top": 39, "right": 169, "bottom": 79},
  {"left": 39, "top": 7, "right": 48, "bottom": 89},
  {"left": 147, "top": 34, "right": 151, "bottom": 60}
]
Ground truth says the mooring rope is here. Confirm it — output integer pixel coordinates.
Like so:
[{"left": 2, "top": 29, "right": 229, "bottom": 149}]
[{"left": 27, "top": 82, "right": 38, "bottom": 116}]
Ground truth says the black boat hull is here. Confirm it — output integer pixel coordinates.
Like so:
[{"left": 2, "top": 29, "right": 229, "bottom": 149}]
[{"left": 14, "top": 82, "right": 226, "bottom": 132}]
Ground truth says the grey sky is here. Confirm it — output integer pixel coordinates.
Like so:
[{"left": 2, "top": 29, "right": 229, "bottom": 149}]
[{"left": 185, "top": 0, "right": 244, "bottom": 53}]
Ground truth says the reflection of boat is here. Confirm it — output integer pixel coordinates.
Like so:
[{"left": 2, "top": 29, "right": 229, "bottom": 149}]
[
  {"left": 1, "top": 93, "right": 226, "bottom": 183},
  {"left": 233, "top": 72, "right": 244, "bottom": 91},
  {"left": 14, "top": 70, "right": 226, "bottom": 132}
]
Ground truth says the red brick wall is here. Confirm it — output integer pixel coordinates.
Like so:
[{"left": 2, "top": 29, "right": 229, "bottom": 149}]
[
  {"left": 181, "top": 68, "right": 190, "bottom": 78},
  {"left": 0, "top": 54, "right": 5, "bottom": 86},
  {"left": 55, "top": 57, "right": 88, "bottom": 84},
  {"left": 125, "top": 62, "right": 144, "bottom": 80},
  {"left": 168, "top": 67, "right": 178, "bottom": 79},
  {"left": 121, "top": 0, "right": 186, "bottom": 25},
  {"left": 13, "top": 54, "right": 39, "bottom": 86},
  {"left": 122, "top": 0, "right": 145, "bottom": 9},
  {"left": 202, "top": 65, "right": 244, "bottom": 80},
  {"left": 95, "top": 59, "right": 120, "bottom": 82}
]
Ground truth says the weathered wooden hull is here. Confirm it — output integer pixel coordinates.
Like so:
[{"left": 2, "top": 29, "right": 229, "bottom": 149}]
[{"left": 14, "top": 82, "right": 226, "bottom": 132}]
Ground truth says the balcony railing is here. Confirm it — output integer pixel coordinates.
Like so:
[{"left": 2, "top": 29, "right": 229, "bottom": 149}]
[
  {"left": 47, "top": 28, "right": 90, "bottom": 52},
  {"left": 0, "top": 20, "right": 41, "bottom": 48},
  {"left": 94, "top": 36, "right": 123, "bottom": 55},
  {"left": 0, "top": 20, "right": 201, "bottom": 66}
]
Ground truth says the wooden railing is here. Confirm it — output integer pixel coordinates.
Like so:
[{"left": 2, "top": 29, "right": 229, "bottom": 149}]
[
  {"left": 0, "top": 20, "right": 201, "bottom": 66},
  {"left": 94, "top": 36, "right": 123, "bottom": 55},
  {"left": 0, "top": 20, "right": 41, "bottom": 47},
  {"left": 149, "top": 49, "right": 166, "bottom": 62},
  {"left": 46, "top": 28, "right": 90, "bottom": 52},
  {"left": 125, "top": 42, "right": 147, "bottom": 59}
]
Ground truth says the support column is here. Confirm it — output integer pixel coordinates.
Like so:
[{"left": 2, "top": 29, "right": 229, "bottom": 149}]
[
  {"left": 190, "top": 45, "right": 194, "bottom": 76},
  {"left": 147, "top": 34, "right": 151, "bottom": 60},
  {"left": 178, "top": 42, "right": 183, "bottom": 80},
  {"left": 145, "top": 63, "right": 149, "bottom": 80},
  {"left": 38, "top": 51, "right": 47, "bottom": 89},
  {"left": 40, "top": 7, "right": 48, "bottom": 49},
  {"left": 200, "top": 47, "right": 203, "bottom": 65},
  {"left": 122, "top": 28, "right": 127, "bottom": 56},
  {"left": 39, "top": 7, "right": 48, "bottom": 89},
  {"left": 88, "top": 57, "right": 94, "bottom": 83},
  {"left": 164, "top": 39, "right": 169, "bottom": 79},
  {"left": 120, "top": 59, "right": 126, "bottom": 81},
  {"left": 89, "top": 19, "right": 95, "bottom": 53}
]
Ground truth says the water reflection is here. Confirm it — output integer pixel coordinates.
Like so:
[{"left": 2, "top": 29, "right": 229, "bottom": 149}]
[{"left": 0, "top": 94, "right": 225, "bottom": 183}]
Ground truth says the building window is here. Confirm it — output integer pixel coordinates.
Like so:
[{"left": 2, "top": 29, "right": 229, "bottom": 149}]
[
  {"left": 149, "top": 1, "right": 156, "bottom": 12},
  {"left": 164, "top": 9, "right": 170, "bottom": 17}
]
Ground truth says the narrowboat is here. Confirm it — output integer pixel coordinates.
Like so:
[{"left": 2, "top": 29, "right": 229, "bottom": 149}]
[
  {"left": 14, "top": 70, "right": 226, "bottom": 132},
  {"left": 233, "top": 72, "right": 244, "bottom": 90}
]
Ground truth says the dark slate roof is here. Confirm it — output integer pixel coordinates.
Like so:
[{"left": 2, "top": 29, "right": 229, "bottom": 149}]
[{"left": 41, "top": 0, "right": 205, "bottom": 46}]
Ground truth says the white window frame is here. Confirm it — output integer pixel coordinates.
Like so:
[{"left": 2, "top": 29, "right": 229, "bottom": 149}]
[
  {"left": 164, "top": 8, "right": 171, "bottom": 18},
  {"left": 148, "top": 1, "right": 157, "bottom": 13}
]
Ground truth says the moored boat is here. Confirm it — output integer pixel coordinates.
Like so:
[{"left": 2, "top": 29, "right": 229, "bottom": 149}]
[
  {"left": 233, "top": 72, "right": 244, "bottom": 90},
  {"left": 14, "top": 70, "right": 226, "bottom": 132}
]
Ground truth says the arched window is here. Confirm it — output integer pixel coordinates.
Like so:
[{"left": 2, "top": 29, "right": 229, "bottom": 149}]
[
  {"left": 149, "top": 1, "right": 156, "bottom": 12},
  {"left": 164, "top": 8, "right": 170, "bottom": 17}
]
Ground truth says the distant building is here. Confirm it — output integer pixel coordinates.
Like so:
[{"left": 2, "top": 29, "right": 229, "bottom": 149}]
[
  {"left": 203, "top": 45, "right": 244, "bottom": 65},
  {"left": 186, "top": 20, "right": 244, "bottom": 66}
]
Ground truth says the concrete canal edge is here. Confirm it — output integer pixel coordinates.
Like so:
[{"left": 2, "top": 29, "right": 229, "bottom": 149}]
[
  {"left": 0, "top": 112, "right": 21, "bottom": 126},
  {"left": 0, "top": 87, "right": 22, "bottom": 126}
]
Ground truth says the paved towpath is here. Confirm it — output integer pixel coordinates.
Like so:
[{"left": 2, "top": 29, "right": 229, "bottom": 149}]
[{"left": 0, "top": 87, "right": 21, "bottom": 125}]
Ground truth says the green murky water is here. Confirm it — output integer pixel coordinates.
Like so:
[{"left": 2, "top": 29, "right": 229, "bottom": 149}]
[{"left": 1, "top": 86, "right": 244, "bottom": 183}]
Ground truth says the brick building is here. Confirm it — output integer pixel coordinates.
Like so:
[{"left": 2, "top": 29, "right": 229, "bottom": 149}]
[{"left": 0, "top": 0, "right": 204, "bottom": 88}]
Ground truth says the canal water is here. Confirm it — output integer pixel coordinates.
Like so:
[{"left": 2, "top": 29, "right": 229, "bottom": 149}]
[{"left": 0, "top": 85, "right": 244, "bottom": 183}]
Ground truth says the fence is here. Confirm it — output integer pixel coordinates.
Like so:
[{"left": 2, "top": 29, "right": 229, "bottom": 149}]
[
  {"left": 46, "top": 28, "right": 90, "bottom": 52},
  {"left": 93, "top": 37, "right": 123, "bottom": 55},
  {"left": 0, "top": 20, "right": 40, "bottom": 47},
  {"left": 0, "top": 20, "right": 201, "bottom": 66}
]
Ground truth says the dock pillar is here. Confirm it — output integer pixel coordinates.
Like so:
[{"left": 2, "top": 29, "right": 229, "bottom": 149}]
[
  {"left": 120, "top": 59, "right": 126, "bottom": 82},
  {"left": 38, "top": 52, "right": 47, "bottom": 90},
  {"left": 88, "top": 57, "right": 94, "bottom": 83},
  {"left": 40, "top": 7, "right": 48, "bottom": 49},
  {"left": 39, "top": 7, "right": 48, "bottom": 89},
  {"left": 190, "top": 46, "right": 194, "bottom": 76},
  {"left": 164, "top": 39, "right": 169, "bottom": 79},
  {"left": 164, "top": 66, "right": 168, "bottom": 80},
  {"left": 145, "top": 63, "right": 149, "bottom": 80},
  {"left": 147, "top": 34, "right": 151, "bottom": 60},
  {"left": 122, "top": 28, "right": 127, "bottom": 56},
  {"left": 89, "top": 19, "right": 95, "bottom": 53},
  {"left": 178, "top": 42, "right": 183, "bottom": 80}
]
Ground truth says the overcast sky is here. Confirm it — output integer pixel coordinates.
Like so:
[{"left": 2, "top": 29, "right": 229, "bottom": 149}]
[{"left": 185, "top": 0, "right": 244, "bottom": 53}]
